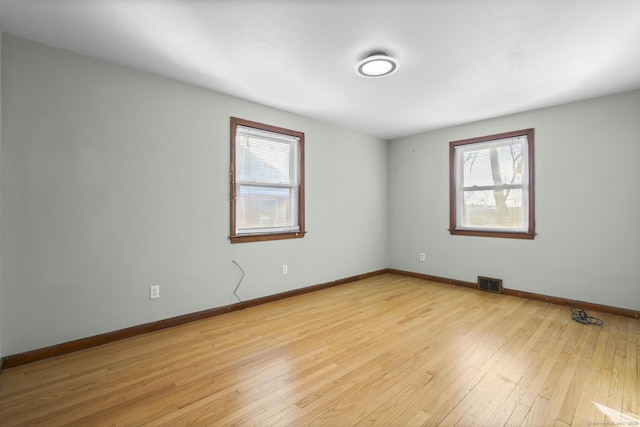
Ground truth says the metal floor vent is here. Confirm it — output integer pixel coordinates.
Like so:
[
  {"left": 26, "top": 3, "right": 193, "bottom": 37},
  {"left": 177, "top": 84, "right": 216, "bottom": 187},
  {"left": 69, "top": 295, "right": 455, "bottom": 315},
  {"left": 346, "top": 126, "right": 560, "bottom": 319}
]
[{"left": 477, "top": 276, "right": 503, "bottom": 294}]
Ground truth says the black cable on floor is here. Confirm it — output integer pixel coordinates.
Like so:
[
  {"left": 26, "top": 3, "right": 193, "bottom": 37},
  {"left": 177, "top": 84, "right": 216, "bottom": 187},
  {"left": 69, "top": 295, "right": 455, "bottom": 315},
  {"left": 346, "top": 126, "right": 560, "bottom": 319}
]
[{"left": 571, "top": 307, "right": 603, "bottom": 326}]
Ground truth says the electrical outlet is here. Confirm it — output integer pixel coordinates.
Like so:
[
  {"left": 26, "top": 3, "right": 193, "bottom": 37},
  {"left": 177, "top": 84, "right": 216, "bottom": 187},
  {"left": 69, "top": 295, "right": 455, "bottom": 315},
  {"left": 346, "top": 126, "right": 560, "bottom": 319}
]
[
  {"left": 150, "top": 285, "right": 160, "bottom": 299},
  {"left": 419, "top": 253, "right": 426, "bottom": 261},
  {"left": 282, "top": 264, "right": 288, "bottom": 275}
]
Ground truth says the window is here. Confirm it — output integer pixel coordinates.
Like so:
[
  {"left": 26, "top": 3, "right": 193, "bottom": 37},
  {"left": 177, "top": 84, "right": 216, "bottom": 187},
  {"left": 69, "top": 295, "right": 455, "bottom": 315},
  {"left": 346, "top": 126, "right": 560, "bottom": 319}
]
[
  {"left": 230, "top": 117, "right": 305, "bottom": 243},
  {"left": 449, "top": 128, "right": 535, "bottom": 239}
]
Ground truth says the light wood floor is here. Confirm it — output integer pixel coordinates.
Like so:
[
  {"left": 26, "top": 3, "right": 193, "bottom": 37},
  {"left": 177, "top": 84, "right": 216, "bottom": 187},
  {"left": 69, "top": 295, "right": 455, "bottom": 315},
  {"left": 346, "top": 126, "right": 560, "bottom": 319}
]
[{"left": 0, "top": 274, "right": 638, "bottom": 426}]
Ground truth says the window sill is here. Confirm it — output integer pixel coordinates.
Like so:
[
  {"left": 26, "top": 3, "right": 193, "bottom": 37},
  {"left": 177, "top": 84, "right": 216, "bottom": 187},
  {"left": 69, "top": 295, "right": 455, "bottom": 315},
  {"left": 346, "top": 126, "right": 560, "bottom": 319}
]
[
  {"left": 448, "top": 229, "right": 535, "bottom": 240},
  {"left": 229, "top": 231, "right": 306, "bottom": 244}
]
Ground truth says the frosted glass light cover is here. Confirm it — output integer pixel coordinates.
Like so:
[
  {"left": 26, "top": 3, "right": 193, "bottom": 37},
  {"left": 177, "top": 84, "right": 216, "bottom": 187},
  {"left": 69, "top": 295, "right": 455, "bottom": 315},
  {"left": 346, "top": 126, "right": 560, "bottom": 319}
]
[{"left": 355, "top": 54, "right": 399, "bottom": 78}]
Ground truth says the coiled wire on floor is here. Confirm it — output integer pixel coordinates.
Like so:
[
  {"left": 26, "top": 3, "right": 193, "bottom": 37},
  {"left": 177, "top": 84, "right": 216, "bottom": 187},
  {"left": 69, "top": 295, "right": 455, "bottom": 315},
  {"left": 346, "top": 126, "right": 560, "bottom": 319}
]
[{"left": 571, "top": 306, "right": 603, "bottom": 325}]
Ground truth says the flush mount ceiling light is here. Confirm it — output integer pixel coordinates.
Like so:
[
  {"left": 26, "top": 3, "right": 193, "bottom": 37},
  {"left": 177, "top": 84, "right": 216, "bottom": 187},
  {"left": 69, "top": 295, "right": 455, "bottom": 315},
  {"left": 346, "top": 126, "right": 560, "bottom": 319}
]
[{"left": 355, "top": 53, "right": 399, "bottom": 78}]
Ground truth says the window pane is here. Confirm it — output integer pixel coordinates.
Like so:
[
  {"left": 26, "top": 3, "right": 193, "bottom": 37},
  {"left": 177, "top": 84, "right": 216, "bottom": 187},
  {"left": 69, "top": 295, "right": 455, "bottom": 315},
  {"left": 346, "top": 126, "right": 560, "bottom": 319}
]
[
  {"left": 237, "top": 185, "right": 298, "bottom": 232},
  {"left": 237, "top": 136, "right": 295, "bottom": 185},
  {"left": 461, "top": 138, "right": 524, "bottom": 188},
  {"left": 462, "top": 188, "right": 525, "bottom": 230}
]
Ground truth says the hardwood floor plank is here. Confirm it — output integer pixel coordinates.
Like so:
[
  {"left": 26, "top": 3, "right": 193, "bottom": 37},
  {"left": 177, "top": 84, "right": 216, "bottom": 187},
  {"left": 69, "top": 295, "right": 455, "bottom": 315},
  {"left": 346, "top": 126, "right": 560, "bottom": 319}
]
[
  {"left": 537, "top": 324, "right": 594, "bottom": 423},
  {"left": 0, "top": 274, "right": 637, "bottom": 426},
  {"left": 570, "top": 329, "right": 611, "bottom": 426},
  {"left": 505, "top": 402, "right": 531, "bottom": 426},
  {"left": 555, "top": 323, "right": 601, "bottom": 425},
  {"left": 522, "top": 395, "right": 550, "bottom": 426},
  {"left": 624, "top": 318, "right": 639, "bottom": 417}
]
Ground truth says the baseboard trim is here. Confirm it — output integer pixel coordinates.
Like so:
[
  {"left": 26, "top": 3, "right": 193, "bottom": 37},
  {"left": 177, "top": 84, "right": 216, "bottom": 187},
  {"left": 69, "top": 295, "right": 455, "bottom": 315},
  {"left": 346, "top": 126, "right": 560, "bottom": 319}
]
[
  {"left": 500, "top": 288, "right": 640, "bottom": 319},
  {"left": 1, "top": 269, "right": 388, "bottom": 370},
  {"left": 387, "top": 269, "right": 477, "bottom": 289},
  {"left": 389, "top": 269, "right": 640, "bottom": 319}
]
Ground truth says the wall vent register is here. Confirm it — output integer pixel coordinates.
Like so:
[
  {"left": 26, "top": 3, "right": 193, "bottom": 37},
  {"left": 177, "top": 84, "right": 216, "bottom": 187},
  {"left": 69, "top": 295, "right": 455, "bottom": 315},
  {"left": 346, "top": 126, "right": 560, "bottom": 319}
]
[{"left": 477, "top": 276, "right": 503, "bottom": 294}]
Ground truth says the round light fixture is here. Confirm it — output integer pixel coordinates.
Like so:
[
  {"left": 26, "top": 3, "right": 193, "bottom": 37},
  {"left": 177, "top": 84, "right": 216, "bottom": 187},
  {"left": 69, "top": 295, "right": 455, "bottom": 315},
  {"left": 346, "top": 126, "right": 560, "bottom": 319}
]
[{"left": 355, "top": 53, "right": 399, "bottom": 78}]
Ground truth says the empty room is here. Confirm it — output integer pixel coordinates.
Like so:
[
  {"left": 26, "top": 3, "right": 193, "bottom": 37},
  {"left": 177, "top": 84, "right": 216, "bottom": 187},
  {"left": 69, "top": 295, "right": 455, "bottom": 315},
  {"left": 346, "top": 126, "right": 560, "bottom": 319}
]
[{"left": 0, "top": 1, "right": 639, "bottom": 426}]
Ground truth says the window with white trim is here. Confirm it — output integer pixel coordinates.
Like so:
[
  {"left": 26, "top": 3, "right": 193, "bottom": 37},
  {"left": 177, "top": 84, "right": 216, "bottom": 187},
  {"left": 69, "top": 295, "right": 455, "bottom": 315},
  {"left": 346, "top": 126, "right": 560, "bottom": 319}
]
[
  {"left": 230, "top": 117, "right": 305, "bottom": 243},
  {"left": 449, "top": 128, "right": 535, "bottom": 239}
]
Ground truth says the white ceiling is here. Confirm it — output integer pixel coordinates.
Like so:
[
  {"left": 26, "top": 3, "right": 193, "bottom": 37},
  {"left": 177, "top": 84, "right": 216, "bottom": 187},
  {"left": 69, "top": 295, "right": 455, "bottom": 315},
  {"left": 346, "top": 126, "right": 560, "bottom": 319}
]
[{"left": 1, "top": 1, "right": 639, "bottom": 140}]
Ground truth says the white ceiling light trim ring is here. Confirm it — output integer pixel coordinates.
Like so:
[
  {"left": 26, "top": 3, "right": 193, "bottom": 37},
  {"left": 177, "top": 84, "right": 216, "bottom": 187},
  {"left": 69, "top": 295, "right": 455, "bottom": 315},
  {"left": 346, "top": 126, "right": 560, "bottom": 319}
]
[{"left": 355, "top": 53, "right": 399, "bottom": 78}]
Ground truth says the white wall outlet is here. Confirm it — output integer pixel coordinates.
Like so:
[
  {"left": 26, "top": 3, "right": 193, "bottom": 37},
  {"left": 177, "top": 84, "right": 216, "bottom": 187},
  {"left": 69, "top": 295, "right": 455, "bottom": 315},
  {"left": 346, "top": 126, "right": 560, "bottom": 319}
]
[
  {"left": 282, "top": 264, "right": 288, "bottom": 275},
  {"left": 150, "top": 285, "right": 160, "bottom": 299},
  {"left": 419, "top": 253, "right": 426, "bottom": 261}
]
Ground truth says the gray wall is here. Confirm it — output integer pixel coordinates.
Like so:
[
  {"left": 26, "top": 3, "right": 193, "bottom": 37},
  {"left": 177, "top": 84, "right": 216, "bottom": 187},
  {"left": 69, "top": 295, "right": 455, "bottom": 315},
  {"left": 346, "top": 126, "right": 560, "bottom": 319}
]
[
  {"left": 388, "top": 90, "right": 640, "bottom": 311},
  {"left": 2, "top": 33, "right": 639, "bottom": 358},
  {"left": 0, "top": 32, "right": 3, "bottom": 360},
  {"left": 0, "top": 35, "right": 389, "bottom": 356}
]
